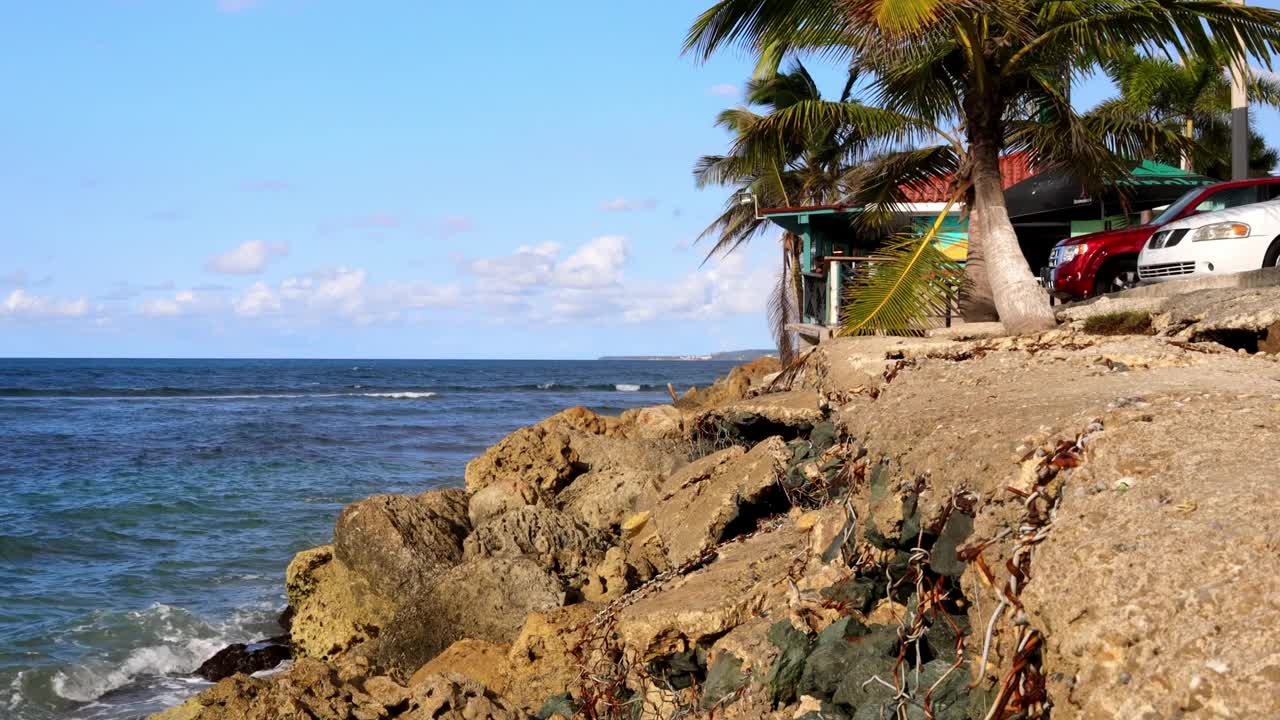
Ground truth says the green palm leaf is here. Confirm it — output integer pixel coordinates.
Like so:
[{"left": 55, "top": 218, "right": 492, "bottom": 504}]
[{"left": 840, "top": 191, "right": 965, "bottom": 337}]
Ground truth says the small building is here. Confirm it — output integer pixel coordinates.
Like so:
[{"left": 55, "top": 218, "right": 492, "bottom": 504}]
[{"left": 759, "top": 156, "right": 1213, "bottom": 342}]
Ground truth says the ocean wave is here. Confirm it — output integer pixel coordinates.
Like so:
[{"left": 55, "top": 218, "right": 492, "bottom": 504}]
[
  {"left": 614, "top": 384, "right": 641, "bottom": 392},
  {"left": 361, "top": 391, "right": 437, "bottom": 399},
  {"left": 24, "top": 602, "right": 279, "bottom": 711}
]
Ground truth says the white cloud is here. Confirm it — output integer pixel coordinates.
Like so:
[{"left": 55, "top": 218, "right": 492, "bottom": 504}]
[
  {"left": 141, "top": 290, "right": 199, "bottom": 318},
  {"left": 469, "top": 242, "right": 560, "bottom": 291},
  {"left": 707, "top": 83, "right": 739, "bottom": 97},
  {"left": 1, "top": 289, "right": 90, "bottom": 319},
  {"left": 599, "top": 198, "right": 658, "bottom": 212},
  {"left": 554, "top": 235, "right": 627, "bottom": 289},
  {"left": 205, "top": 240, "right": 289, "bottom": 275},
  {"left": 233, "top": 268, "right": 461, "bottom": 325}
]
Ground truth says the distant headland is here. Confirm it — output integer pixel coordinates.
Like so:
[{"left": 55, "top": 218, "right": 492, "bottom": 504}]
[{"left": 597, "top": 349, "right": 776, "bottom": 362}]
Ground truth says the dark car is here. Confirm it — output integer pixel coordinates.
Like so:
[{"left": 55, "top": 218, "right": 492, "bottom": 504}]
[{"left": 1045, "top": 177, "right": 1280, "bottom": 300}]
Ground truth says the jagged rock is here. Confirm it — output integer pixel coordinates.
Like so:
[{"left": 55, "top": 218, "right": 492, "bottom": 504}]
[
  {"left": 554, "top": 432, "right": 681, "bottom": 531},
  {"left": 708, "top": 618, "right": 777, "bottom": 683},
  {"left": 545, "top": 405, "right": 625, "bottom": 437},
  {"left": 195, "top": 641, "right": 291, "bottom": 681},
  {"left": 621, "top": 404, "right": 684, "bottom": 440},
  {"left": 692, "top": 391, "right": 824, "bottom": 446},
  {"left": 469, "top": 478, "right": 541, "bottom": 527},
  {"left": 629, "top": 438, "right": 790, "bottom": 570},
  {"left": 465, "top": 424, "right": 580, "bottom": 495},
  {"left": 376, "top": 557, "right": 565, "bottom": 680},
  {"left": 503, "top": 602, "right": 600, "bottom": 714},
  {"left": 409, "top": 639, "right": 513, "bottom": 696},
  {"left": 799, "top": 619, "right": 897, "bottom": 701},
  {"left": 285, "top": 545, "right": 395, "bottom": 660},
  {"left": 583, "top": 546, "right": 632, "bottom": 602},
  {"left": 405, "top": 672, "right": 527, "bottom": 719},
  {"left": 463, "top": 506, "right": 611, "bottom": 591},
  {"left": 556, "top": 466, "right": 660, "bottom": 531},
  {"left": 616, "top": 522, "right": 805, "bottom": 661},
  {"left": 333, "top": 489, "right": 470, "bottom": 597}
]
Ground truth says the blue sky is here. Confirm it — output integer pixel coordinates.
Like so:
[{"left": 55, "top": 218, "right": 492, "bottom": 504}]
[{"left": 2, "top": 1, "right": 1279, "bottom": 359}]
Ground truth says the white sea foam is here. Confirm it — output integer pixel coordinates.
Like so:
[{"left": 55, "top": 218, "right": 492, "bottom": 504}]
[
  {"left": 614, "top": 384, "right": 641, "bottom": 392},
  {"left": 537, "top": 382, "right": 556, "bottom": 389},
  {"left": 362, "top": 391, "right": 437, "bottom": 399},
  {"left": 43, "top": 601, "right": 279, "bottom": 708}
]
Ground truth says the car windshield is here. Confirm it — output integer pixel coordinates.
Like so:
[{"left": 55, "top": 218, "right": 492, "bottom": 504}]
[{"left": 1150, "top": 188, "right": 1208, "bottom": 225}]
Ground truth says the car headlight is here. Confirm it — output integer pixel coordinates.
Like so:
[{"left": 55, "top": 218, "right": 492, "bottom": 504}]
[
  {"left": 1057, "top": 243, "right": 1088, "bottom": 263},
  {"left": 1192, "top": 222, "right": 1250, "bottom": 241}
]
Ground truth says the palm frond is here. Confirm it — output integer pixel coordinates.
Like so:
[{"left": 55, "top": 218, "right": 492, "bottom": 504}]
[{"left": 839, "top": 191, "right": 965, "bottom": 337}]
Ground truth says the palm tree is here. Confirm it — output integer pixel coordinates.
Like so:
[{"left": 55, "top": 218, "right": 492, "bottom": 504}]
[
  {"left": 686, "top": 0, "right": 1280, "bottom": 333},
  {"left": 694, "top": 61, "right": 880, "bottom": 360},
  {"left": 1094, "top": 48, "right": 1280, "bottom": 178}
]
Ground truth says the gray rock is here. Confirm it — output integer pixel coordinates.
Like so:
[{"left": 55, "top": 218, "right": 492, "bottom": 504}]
[
  {"left": 928, "top": 511, "right": 973, "bottom": 578},
  {"left": 333, "top": 489, "right": 470, "bottom": 597},
  {"left": 375, "top": 557, "right": 565, "bottom": 680},
  {"left": 463, "top": 506, "right": 611, "bottom": 590},
  {"left": 765, "top": 620, "right": 813, "bottom": 706},
  {"left": 700, "top": 652, "right": 746, "bottom": 710}
]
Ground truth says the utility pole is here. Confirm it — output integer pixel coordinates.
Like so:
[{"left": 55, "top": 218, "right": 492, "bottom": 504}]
[{"left": 1230, "top": 0, "right": 1249, "bottom": 180}]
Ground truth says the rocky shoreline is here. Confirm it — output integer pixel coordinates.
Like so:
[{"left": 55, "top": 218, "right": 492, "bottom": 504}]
[{"left": 152, "top": 286, "right": 1280, "bottom": 720}]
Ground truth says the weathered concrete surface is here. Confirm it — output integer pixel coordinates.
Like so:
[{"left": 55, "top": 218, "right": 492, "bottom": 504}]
[
  {"left": 815, "top": 330, "right": 1280, "bottom": 718},
  {"left": 629, "top": 438, "right": 789, "bottom": 571},
  {"left": 691, "top": 389, "right": 824, "bottom": 439},
  {"left": 333, "top": 488, "right": 470, "bottom": 597},
  {"left": 615, "top": 521, "right": 806, "bottom": 661}
]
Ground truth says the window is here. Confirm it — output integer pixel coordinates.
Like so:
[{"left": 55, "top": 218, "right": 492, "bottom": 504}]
[
  {"left": 1195, "top": 185, "right": 1260, "bottom": 213},
  {"left": 1264, "top": 183, "right": 1280, "bottom": 201}
]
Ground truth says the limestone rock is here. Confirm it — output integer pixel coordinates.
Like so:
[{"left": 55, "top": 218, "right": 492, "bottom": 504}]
[
  {"left": 545, "top": 405, "right": 624, "bottom": 437},
  {"left": 333, "top": 488, "right": 470, "bottom": 597},
  {"left": 621, "top": 404, "right": 684, "bottom": 440},
  {"left": 465, "top": 424, "right": 580, "bottom": 495},
  {"left": 556, "top": 465, "right": 659, "bottom": 531},
  {"left": 463, "top": 506, "right": 611, "bottom": 590},
  {"left": 376, "top": 557, "right": 565, "bottom": 680},
  {"left": 504, "top": 602, "right": 600, "bottom": 713},
  {"left": 468, "top": 478, "right": 541, "bottom": 527},
  {"left": 407, "top": 672, "right": 527, "bottom": 719},
  {"left": 285, "top": 545, "right": 396, "bottom": 660},
  {"left": 409, "top": 639, "right": 513, "bottom": 696},
  {"left": 630, "top": 438, "right": 789, "bottom": 569},
  {"left": 583, "top": 546, "right": 633, "bottom": 602}
]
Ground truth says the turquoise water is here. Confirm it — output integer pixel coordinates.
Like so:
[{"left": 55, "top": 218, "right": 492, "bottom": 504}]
[{"left": 0, "top": 358, "right": 736, "bottom": 720}]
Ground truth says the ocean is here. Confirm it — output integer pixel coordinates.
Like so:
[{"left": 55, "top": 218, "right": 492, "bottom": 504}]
[{"left": 0, "top": 358, "right": 740, "bottom": 720}]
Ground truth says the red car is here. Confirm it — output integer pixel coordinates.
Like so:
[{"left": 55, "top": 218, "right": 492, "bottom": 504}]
[{"left": 1045, "top": 177, "right": 1280, "bottom": 300}]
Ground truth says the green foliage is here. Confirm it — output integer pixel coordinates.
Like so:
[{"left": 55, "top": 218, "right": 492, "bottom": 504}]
[
  {"left": 1082, "top": 310, "right": 1154, "bottom": 336},
  {"left": 839, "top": 200, "right": 964, "bottom": 337}
]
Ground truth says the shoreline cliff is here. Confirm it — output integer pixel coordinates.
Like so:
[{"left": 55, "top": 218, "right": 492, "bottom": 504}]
[{"left": 152, "top": 286, "right": 1280, "bottom": 720}]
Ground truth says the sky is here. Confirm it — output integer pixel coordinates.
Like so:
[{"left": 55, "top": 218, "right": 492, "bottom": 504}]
[{"left": 2, "top": 1, "right": 1279, "bottom": 359}]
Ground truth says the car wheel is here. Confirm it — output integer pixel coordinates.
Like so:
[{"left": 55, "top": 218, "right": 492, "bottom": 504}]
[
  {"left": 1263, "top": 237, "right": 1280, "bottom": 268},
  {"left": 1094, "top": 259, "right": 1140, "bottom": 296}
]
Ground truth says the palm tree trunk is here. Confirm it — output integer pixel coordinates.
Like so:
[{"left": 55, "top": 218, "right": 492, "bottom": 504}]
[
  {"left": 969, "top": 135, "right": 1057, "bottom": 333},
  {"left": 959, "top": 184, "right": 999, "bottom": 321}
]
